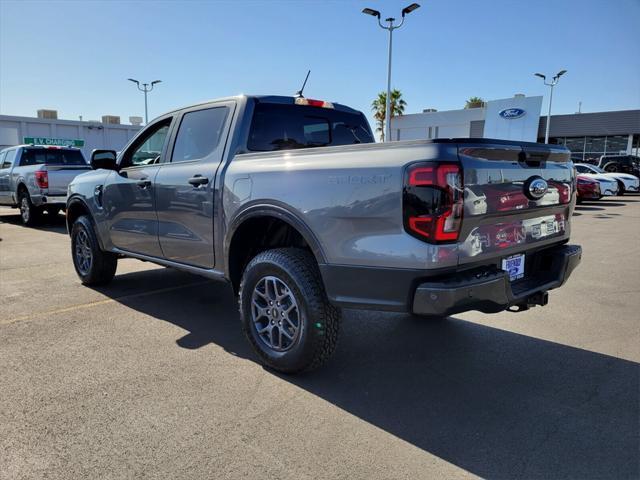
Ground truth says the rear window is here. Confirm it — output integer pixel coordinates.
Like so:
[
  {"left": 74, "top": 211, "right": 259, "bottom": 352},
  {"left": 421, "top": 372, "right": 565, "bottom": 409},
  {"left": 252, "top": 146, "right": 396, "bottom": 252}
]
[
  {"left": 247, "top": 103, "right": 374, "bottom": 152},
  {"left": 20, "top": 148, "right": 86, "bottom": 166}
]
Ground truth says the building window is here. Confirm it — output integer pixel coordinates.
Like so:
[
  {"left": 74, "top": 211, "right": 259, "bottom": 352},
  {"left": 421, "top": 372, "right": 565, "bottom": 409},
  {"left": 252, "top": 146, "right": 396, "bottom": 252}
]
[{"left": 605, "top": 135, "right": 628, "bottom": 155}]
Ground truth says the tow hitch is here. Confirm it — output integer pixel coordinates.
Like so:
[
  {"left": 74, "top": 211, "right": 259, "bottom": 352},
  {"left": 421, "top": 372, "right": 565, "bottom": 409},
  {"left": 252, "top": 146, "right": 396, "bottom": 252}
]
[{"left": 508, "top": 291, "right": 549, "bottom": 312}]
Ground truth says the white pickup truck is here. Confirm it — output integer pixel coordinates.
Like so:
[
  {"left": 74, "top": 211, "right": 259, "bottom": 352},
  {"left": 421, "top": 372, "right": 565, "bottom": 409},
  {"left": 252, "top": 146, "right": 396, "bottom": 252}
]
[{"left": 0, "top": 145, "right": 90, "bottom": 225}]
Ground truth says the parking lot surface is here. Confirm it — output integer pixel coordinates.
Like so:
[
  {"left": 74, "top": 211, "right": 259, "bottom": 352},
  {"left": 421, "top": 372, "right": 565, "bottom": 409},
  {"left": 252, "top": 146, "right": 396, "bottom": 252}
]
[{"left": 1, "top": 198, "right": 639, "bottom": 480}]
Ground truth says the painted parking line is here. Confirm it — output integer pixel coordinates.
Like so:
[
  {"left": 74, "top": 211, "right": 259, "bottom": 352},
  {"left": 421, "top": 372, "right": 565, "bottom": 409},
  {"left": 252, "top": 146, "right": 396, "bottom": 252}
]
[{"left": 0, "top": 280, "right": 212, "bottom": 326}]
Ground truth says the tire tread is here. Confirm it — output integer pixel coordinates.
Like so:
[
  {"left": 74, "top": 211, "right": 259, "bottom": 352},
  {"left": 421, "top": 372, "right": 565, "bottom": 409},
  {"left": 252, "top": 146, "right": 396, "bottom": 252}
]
[{"left": 238, "top": 248, "right": 341, "bottom": 373}]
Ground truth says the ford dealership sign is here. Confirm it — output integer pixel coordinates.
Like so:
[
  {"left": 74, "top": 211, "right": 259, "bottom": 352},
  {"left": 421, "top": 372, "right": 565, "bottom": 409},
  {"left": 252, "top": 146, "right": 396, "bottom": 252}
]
[{"left": 499, "top": 108, "right": 526, "bottom": 119}]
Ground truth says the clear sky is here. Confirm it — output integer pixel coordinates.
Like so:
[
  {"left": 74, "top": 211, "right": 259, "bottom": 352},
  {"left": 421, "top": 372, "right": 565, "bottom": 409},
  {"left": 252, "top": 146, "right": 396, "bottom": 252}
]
[{"left": 1, "top": 0, "right": 639, "bottom": 128}]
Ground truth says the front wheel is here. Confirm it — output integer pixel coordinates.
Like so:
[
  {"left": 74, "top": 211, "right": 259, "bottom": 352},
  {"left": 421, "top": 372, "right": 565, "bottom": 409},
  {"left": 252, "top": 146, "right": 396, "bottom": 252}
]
[
  {"left": 239, "top": 248, "right": 341, "bottom": 374},
  {"left": 616, "top": 181, "right": 625, "bottom": 195},
  {"left": 71, "top": 215, "right": 118, "bottom": 285}
]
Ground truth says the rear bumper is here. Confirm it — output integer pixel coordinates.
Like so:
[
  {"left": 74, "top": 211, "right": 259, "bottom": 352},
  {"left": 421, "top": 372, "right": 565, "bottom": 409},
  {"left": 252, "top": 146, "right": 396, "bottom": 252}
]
[
  {"left": 320, "top": 243, "right": 582, "bottom": 316},
  {"left": 412, "top": 244, "right": 582, "bottom": 316},
  {"left": 31, "top": 194, "right": 68, "bottom": 207}
]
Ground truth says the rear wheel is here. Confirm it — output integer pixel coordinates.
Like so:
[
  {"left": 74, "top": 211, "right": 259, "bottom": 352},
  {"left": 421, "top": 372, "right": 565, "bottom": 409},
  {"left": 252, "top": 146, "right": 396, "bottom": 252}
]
[
  {"left": 71, "top": 215, "right": 117, "bottom": 285},
  {"left": 239, "top": 248, "right": 341, "bottom": 373},
  {"left": 18, "top": 190, "right": 41, "bottom": 226},
  {"left": 603, "top": 163, "right": 618, "bottom": 173}
]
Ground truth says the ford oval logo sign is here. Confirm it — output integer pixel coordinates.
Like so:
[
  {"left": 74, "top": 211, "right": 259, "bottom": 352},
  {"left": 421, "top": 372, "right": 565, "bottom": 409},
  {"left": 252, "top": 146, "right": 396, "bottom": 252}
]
[
  {"left": 524, "top": 176, "right": 548, "bottom": 200},
  {"left": 499, "top": 108, "right": 526, "bottom": 119}
]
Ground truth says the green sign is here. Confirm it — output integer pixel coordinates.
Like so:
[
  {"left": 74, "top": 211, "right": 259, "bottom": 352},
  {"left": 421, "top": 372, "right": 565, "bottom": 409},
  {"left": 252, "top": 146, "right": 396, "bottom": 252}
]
[{"left": 23, "top": 137, "right": 85, "bottom": 148}]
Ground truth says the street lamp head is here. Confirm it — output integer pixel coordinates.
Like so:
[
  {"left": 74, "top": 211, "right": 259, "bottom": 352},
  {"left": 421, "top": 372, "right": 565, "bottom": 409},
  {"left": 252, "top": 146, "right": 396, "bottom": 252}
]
[
  {"left": 127, "top": 78, "right": 139, "bottom": 85},
  {"left": 151, "top": 80, "right": 162, "bottom": 86},
  {"left": 534, "top": 73, "right": 546, "bottom": 80},
  {"left": 556, "top": 69, "right": 567, "bottom": 78},
  {"left": 401, "top": 3, "right": 420, "bottom": 17},
  {"left": 362, "top": 7, "right": 380, "bottom": 18}
]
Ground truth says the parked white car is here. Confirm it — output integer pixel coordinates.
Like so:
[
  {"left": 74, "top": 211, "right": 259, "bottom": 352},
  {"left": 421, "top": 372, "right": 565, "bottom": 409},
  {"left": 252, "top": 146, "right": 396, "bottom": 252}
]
[{"left": 575, "top": 163, "right": 639, "bottom": 195}]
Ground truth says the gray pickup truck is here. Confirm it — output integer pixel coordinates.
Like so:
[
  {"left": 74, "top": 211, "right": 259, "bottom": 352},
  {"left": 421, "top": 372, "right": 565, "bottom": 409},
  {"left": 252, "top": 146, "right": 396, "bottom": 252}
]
[
  {"left": 0, "top": 145, "right": 90, "bottom": 225},
  {"left": 66, "top": 95, "right": 582, "bottom": 373}
]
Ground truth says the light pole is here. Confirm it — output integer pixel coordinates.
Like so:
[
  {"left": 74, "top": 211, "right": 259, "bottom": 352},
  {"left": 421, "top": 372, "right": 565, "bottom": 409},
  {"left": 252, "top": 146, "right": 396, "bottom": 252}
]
[
  {"left": 363, "top": 3, "right": 420, "bottom": 142},
  {"left": 534, "top": 70, "right": 567, "bottom": 144},
  {"left": 127, "top": 78, "right": 162, "bottom": 125}
]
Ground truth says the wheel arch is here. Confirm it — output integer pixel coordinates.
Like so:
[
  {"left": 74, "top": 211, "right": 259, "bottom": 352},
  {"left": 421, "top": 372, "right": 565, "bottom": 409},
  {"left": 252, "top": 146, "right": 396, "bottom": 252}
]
[
  {"left": 65, "top": 197, "right": 105, "bottom": 250},
  {"left": 224, "top": 204, "right": 327, "bottom": 293}
]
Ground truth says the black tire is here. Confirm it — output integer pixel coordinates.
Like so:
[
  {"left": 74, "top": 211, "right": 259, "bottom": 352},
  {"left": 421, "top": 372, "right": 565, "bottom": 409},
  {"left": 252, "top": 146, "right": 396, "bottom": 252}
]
[
  {"left": 18, "top": 190, "right": 41, "bottom": 226},
  {"left": 71, "top": 215, "right": 118, "bottom": 286},
  {"left": 238, "top": 248, "right": 341, "bottom": 374},
  {"left": 616, "top": 181, "right": 625, "bottom": 196},
  {"left": 603, "top": 163, "right": 618, "bottom": 173}
]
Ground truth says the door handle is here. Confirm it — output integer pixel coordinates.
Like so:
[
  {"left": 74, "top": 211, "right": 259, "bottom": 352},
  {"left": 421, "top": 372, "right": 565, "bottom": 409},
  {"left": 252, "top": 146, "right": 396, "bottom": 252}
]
[
  {"left": 188, "top": 175, "right": 209, "bottom": 187},
  {"left": 136, "top": 178, "right": 152, "bottom": 188}
]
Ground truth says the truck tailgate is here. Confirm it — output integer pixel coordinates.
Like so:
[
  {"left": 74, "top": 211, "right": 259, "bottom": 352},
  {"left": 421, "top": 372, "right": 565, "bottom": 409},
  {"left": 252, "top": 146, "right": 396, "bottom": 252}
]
[
  {"left": 457, "top": 141, "right": 573, "bottom": 266},
  {"left": 44, "top": 165, "right": 91, "bottom": 195}
]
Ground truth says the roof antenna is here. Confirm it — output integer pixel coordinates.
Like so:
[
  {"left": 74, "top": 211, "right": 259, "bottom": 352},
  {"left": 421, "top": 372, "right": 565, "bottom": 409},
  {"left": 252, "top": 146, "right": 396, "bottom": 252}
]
[{"left": 295, "top": 70, "right": 311, "bottom": 98}]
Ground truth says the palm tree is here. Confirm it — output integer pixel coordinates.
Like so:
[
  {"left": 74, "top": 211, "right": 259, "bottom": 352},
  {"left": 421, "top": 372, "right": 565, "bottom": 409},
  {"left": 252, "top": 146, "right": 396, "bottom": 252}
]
[
  {"left": 465, "top": 96, "right": 485, "bottom": 109},
  {"left": 371, "top": 89, "right": 407, "bottom": 142}
]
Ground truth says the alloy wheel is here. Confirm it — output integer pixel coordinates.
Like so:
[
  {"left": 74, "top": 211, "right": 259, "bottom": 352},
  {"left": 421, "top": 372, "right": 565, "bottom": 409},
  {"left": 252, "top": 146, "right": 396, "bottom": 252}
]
[
  {"left": 74, "top": 228, "right": 93, "bottom": 275},
  {"left": 251, "top": 275, "right": 301, "bottom": 352},
  {"left": 20, "top": 197, "right": 30, "bottom": 223}
]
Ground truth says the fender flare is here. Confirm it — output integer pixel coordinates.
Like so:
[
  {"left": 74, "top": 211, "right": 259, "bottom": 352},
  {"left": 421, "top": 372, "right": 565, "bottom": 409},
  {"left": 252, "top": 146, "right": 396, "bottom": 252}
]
[
  {"left": 224, "top": 203, "right": 327, "bottom": 277},
  {"left": 65, "top": 196, "right": 107, "bottom": 250}
]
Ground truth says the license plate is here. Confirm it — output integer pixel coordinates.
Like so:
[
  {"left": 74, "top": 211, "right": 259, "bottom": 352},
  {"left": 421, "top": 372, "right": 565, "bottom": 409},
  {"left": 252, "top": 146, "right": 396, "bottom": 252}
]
[{"left": 502, "top": 254, "right": 525, "bottom": 281}]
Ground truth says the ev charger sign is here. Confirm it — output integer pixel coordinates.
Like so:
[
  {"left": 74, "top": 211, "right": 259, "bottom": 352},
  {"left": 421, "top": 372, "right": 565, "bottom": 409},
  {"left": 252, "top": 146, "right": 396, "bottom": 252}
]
[{"left": 499, "top": 108, "right": 526, "bottom": 119}]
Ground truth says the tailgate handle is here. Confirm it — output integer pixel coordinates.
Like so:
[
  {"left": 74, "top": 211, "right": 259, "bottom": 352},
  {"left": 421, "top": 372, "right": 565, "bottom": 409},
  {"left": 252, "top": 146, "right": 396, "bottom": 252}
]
[{"left": 519, "top": 150, "right": 545, "bottom": 168}]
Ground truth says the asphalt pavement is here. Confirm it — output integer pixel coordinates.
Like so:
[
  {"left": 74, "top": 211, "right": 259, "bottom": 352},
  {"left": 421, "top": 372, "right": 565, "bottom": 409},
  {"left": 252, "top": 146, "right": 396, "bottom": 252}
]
[{"left": 1, "top": 198, "right": 638, "bottom": 479}]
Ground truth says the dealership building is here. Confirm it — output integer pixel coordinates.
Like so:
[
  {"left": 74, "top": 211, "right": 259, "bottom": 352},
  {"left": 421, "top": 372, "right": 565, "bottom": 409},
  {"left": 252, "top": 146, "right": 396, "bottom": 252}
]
[
  {"left": 391, "top": 95, "right": 640, "bottom": 163},
  {"left": 0, "top": 110, "right": 142, "bottom": 159}
]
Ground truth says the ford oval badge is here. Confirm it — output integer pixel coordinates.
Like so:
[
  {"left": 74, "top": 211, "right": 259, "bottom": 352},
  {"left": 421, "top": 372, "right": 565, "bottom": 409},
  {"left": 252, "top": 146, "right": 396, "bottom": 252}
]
[
  {"left": 499, "top": 108, "right": 526, "bottom": 119},
  {"left": 524, "top": 176, "right": 548, "bottom": 200}
]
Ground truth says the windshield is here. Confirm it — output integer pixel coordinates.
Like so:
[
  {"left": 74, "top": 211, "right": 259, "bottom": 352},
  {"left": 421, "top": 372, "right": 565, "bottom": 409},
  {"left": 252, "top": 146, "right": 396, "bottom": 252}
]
[
  {"left": 20, "top": 148, "right": 86, "bottom": 166},
  {"left": 248, "top": 103, "right": 374, "bottom": 152}
]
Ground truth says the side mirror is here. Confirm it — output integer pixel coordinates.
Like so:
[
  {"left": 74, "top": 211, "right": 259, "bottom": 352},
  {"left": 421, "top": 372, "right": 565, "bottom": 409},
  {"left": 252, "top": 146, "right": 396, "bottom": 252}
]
[{"left": 91, "top": 149, "right": 117, "bottom": 170}]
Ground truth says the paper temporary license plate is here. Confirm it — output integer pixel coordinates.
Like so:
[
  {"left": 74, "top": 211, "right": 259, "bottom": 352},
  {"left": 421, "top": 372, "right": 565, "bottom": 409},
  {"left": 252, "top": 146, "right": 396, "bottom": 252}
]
[{"left": 502, "top": 254, "right": 525, "bottom": 281}]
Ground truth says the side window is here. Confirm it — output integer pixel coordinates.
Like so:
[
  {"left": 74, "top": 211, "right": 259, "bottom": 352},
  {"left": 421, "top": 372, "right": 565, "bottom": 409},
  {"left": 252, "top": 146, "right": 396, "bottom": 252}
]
[
  {"left": 171, "top": 107, "right": 229, "bottom": 163},
  {"left": 122, "top": 119, "right": 171, "bottom": 168},
  {"left": 575, "top": 165, "right": 587, "bottom": 173},
  {"left": 0, "top": 152, "right": 6, "bottom": 169},
  {"left": 2, "top": 150, "right": 17, "bottom": 169}
]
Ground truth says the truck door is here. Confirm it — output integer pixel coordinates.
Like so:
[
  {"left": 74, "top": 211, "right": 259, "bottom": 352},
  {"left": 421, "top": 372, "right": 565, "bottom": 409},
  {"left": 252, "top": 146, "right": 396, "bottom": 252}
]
[
  {"left": 154, "top": 102, "right": 234, "bottom": 268},
  {"left": 0, "top": 149, "right": 17, "bottom": 205},
  {"left": 102, "top": 117, "right": 174, "bottom": 257}
]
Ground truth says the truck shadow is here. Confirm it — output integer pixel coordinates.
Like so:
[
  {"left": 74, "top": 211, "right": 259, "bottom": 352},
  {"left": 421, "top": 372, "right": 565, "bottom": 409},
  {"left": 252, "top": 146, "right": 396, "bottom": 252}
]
[
  {"left": 96, "top": 268, "right": 639, "bottom": 480},
  {"left": 0, "top": 210, "right": 67, "bottom": 234}
]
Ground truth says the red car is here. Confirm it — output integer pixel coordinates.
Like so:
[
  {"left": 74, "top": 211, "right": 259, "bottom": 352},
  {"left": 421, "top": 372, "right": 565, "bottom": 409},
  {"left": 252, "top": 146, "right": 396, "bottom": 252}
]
[
  {"left": 576, "top": 175, "right": 601, "bottom": 203},
  {"left": 483, "top": 184, "right": 529, "bottom": 212}
]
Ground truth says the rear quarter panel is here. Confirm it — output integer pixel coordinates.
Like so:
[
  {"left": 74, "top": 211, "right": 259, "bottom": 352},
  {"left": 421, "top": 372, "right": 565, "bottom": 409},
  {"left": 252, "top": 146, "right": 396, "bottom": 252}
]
[{"left": 223, "top": 141, "right": 460, "bottom": 270}]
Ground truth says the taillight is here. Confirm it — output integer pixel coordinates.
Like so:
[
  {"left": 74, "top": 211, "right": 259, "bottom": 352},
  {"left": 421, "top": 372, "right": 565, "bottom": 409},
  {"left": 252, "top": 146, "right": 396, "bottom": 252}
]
[
  {"left": 34, "top": 171, "right": 48, "bottom": 189},
  {"left": 294, "top": 97, "right": 334, "bottom": 108},
  {"left": 403, "top": 162, "right": 463, "bottom": 243}
]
